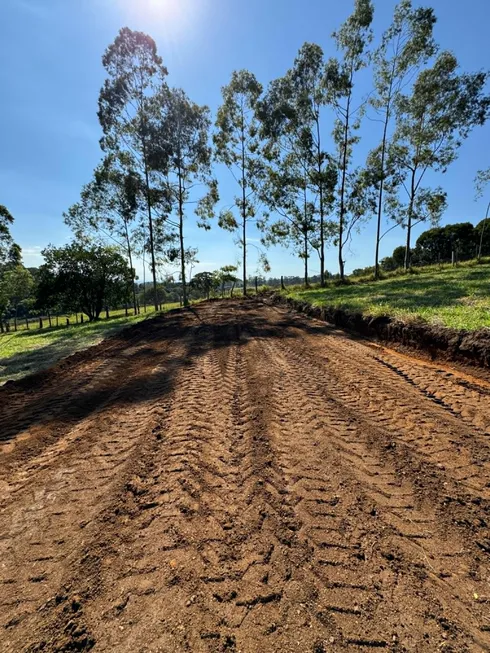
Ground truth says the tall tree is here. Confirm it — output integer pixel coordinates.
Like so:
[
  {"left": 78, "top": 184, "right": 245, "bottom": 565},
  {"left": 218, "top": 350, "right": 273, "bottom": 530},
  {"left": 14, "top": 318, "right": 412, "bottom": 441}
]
[
  {"left": 98, "top": 27, "right": 168, "bottom": 311},
  {"left": 148, "top": 87, "right": 216, "bottom": 306},
  {"left": 259, "top": 152, "right": 318, "bottom": 287},
  {"left": 258, "top": 45, "right": 338, "bottom": 287},
  {"left": 331, "top": 0, "right": 375, "bottom": 281},
  {"left": 475, "top": 168, "right": 490, "bottom": 261},
  {"left": 64, "top": 156, "right": 142, "bottom": 312},
  {"left": 214, "top": 70, "right": 263, "bottom": 296},
  {"left": 388, "top": 51, "right": 490, "bottom": 269},
  {"left": 369, "top": 0, "right": 437, "bottom": 278},
  {"left": 0, "top": 205, "right": 15, "bottom": 265}
]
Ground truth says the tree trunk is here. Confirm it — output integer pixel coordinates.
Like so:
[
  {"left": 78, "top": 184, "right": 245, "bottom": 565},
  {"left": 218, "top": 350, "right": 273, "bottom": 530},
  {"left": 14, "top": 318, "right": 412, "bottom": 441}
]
[
  {"left": 241, "top": 116, "right": 247, "bottom": 297},
  {"left": 124, "top": 223, "right": 138, "bottom": 314},
  {"left": 304, "top": 230, "right": 309, "bottom": 288},
  {"left": 477, "top": 205, "right": 489, "bottom": 261},
  {"left": 374, "top": 63, "right": 396, "bottom": 280},
  {"left": 315, "top": 116, "right": 325, "bottom": 288},
  {"left": 338, "top": 82, "right": 352, "bottom": 284},
  {"left": 178, "top": 168, "right": 188, "bottom": 307},
  {"left": 404, "top": 171, "right": 416, "bottom": 271},
  {"left": 142, "top": 151, "right": 159, "bottom": 312},
  {"left": 303, "top": 185, "right": 309, "bottom": 288}
]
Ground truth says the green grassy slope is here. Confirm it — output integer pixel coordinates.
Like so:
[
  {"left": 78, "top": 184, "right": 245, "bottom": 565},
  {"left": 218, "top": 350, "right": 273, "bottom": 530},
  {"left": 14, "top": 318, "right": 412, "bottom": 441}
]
[
  {"left": 0, "top": 304, "right": 180, "bottom": 385},
  {"left": 285, "top": 261, "right": 490, "bottom": 331}
]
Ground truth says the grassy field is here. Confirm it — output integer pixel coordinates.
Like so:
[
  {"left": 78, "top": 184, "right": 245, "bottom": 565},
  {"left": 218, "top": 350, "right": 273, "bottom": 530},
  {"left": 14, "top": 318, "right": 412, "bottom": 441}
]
[
  {"left": 0, "top": 304, "right": 180, "bottom": 385},
  {"left": 285, "top": 260, "right": 490, "bottom": 331}
]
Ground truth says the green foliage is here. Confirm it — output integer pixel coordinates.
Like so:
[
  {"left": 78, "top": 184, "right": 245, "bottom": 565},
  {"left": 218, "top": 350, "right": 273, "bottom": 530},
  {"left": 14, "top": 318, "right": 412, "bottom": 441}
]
[
  {"left": 1, "top": 266, "right": 34, "bottom": 311},
  {"left": 0, "top": 205, "right": 15, "bottom": 266},
  {"left": 215, "top": 265, "right": 239, "bottom": 296},
  {"left": 368, "top": 0, "right": 437, "bottom": 276},
  {"left": 415, "top": 222, "right": 477, "bottom": 264},
  {"left": 214, "top": 70, "right": 263, "bottom": 294},
  {"left": 475, "top": 168, "right": 490, "bottom": 199},
  {"left": 148, "top": 86, "right": 215, "bottom": 305},
  {"left": 331, "top": 0, "right": 375, "bottom": 280},
  {"left": 388, "top": 50, "right": 490, "bottom": 267},
  {"left": 37, "top": 243, "right": 133, "bottom": 321},
  {"left": 257, "top": 42, "right": 338, "bottom": 286},
  {"left": 98, "top": 27, "right": 169, "bottom": 310},
  {"left": 190, "top": 271, "right": 219, "bottom": 299}
]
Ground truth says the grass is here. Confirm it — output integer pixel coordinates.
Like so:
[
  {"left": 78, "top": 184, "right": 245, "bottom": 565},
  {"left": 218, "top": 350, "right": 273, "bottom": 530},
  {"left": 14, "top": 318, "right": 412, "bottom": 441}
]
[
  {"left": 284, "top": 260, "right": 490, "bottom": 331},
  {"left": 0, "top": 303, "right": 180, "bottom": 385}
]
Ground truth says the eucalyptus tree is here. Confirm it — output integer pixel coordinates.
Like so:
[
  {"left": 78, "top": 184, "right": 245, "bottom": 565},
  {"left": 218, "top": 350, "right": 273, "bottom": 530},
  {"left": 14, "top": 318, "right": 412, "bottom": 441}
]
[
  {"left": 369, "top": 0, "right": 437, "bottom": 278},
  {"left": 148, "top": 87, "right": 216, "bottom": 306},
  {"left": 259, "top": 150, "right": 318, "bottom": 287},
  {"left": 0, "top": 205, "right": 14, "bottom": 265},
  {"left": 330, "top": 0, "right": 374, "bottom": 281},
  {"left": 214, "top": 70, "right": 263, "bottom": 296},
  {"left": 98, "top": 27, "right": 168, "bottom": 311},
  {"left": 258, "top": 45, "right": 337, "bottom": 287},
  {"left": 388, "top": 52, "right": 490, "bottom": 269},
  {"left": 64, "top": 156, "right": 142, "bottom": 312},
  {"left": 475, "top": 169, "right": 490, "bottom": 261}
]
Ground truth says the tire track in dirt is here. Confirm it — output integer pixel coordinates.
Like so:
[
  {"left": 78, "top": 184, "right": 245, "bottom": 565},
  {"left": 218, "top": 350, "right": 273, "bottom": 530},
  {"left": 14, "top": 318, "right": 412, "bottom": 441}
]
[
  {"left": 0, "top": 317, "right": 196, "bottom": 652},
  {"left": 265, "top": 305, "right": 490, "bottom": 501},
  {"left": 1, "top": 300, "right": 490, "bottom": 652},
  {"left": 252, "top": 333, "right": 488, "bottom": 650},
  {"left": 69, "top": 310, "right": 317, "bottom": 652}
]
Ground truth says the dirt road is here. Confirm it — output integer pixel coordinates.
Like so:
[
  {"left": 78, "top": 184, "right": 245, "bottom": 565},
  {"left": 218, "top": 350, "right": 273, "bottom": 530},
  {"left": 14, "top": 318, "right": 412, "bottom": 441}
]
[{"left": 1, "top": 300, "right": 490, "bottom": 652}]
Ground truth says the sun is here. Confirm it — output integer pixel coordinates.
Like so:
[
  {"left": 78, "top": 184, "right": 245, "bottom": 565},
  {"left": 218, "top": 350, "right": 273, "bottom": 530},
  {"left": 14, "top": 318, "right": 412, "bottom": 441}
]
[
  {"left": 145, "top": 0, "right": 182, "bottom": 21},
  {"left": 119, "top": 0, "right": 201, "bottom": 42}
]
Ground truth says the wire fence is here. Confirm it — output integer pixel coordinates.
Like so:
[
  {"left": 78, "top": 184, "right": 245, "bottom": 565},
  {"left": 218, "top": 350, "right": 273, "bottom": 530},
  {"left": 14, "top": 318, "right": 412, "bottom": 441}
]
[{"left": 0, "top": 303, "right": 161, "bottom": 335}]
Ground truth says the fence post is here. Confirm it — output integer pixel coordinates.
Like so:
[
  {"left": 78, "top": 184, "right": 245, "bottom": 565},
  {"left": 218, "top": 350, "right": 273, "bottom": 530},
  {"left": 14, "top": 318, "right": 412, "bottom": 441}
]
[
  {"left": 47, "top": 312, "right": 52, "bottom": 328},
  {"left": 125, "top": 304, "right": 128, "bottom": 317},
  {"left": 14, "top": 317, "right": 17, "bottom": 332},
  {"left": 255, "top": 276, "right": 258, "bottom": 294},
  {"left": 66, "top": 318, "right": 70, "bottom": 327},
  {"left": 281, "top": 276, "right": 285, "bottom": 290},
  {"left": 75, "top": 313, "right": 79, "bottom": 324},
  {"left": 106, "top": 306, "right": 110, "bottom": 319},
  {"left": 80, "top": 313, "right": 84, "bottom": 324},
  {"left": 56, "top": 315, "right": 59, "bottom": 327},
  {"left": 39, "top": 317, "right": 43, "bottom": 329}
]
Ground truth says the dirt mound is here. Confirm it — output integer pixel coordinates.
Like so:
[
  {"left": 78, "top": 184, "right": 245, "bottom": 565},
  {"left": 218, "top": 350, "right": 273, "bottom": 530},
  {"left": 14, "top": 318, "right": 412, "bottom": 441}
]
[
  {"left": 265, "top": 291, "right": 490, "bottom": 368},
  {"left": 1, "top": 300, "right": 489, "bottom": 652}
]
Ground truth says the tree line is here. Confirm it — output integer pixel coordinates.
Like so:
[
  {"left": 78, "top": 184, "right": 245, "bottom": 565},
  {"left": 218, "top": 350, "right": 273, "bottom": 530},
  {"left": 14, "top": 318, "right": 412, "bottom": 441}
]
[
  {"left": 2, "top": 0, "right": 490, "bottom": 324},
  {"left": 353, "top": 217, "right": 490, "bottom": 275}
]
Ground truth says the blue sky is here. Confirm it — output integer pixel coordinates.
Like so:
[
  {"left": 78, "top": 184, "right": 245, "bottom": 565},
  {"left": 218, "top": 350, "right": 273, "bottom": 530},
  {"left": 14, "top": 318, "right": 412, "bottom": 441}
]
[{"left": 1, "top": 0, "right": 489, "bottom": 279}]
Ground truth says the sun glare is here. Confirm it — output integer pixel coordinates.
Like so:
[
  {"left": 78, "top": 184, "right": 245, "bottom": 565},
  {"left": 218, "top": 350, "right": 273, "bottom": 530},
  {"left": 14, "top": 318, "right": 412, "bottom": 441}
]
[{"left": 119, "top": 0, "right": 201, "bottom": 42}]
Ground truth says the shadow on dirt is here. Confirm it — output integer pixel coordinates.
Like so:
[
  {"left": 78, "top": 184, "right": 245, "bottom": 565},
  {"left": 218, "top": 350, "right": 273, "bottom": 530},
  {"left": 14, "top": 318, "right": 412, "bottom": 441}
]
[{"left": 0, "top": 300, "right": 344, "bottom": 449}]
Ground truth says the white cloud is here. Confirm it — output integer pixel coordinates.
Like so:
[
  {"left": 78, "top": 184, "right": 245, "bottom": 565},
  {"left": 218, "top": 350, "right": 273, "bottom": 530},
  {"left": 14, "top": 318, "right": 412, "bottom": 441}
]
[{"left": 21, "top": 246, "right": 44, "bottom": 267}]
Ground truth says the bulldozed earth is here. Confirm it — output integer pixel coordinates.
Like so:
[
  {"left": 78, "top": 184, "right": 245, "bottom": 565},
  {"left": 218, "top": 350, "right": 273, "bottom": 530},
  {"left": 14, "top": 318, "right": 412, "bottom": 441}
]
[{"left": 1, "top": 299, "right": 490, "bottom": 652}]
